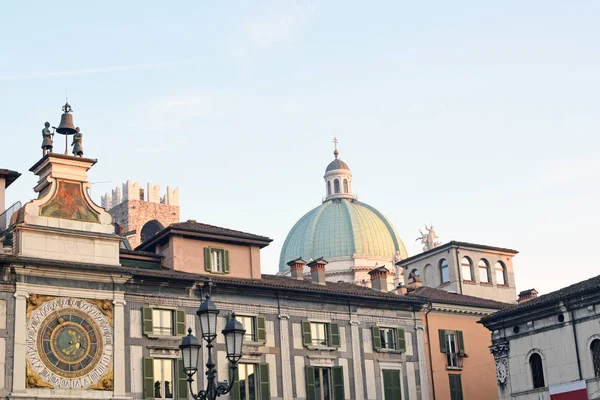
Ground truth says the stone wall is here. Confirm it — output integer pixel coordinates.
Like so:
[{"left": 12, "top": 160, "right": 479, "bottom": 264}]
[{"left": 110, "top": 200, "right": 179, "bottom": 249}]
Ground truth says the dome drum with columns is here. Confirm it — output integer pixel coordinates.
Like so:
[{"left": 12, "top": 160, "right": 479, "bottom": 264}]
[{"left": 279, "top": 140, "right": 408, "bottom": 289}]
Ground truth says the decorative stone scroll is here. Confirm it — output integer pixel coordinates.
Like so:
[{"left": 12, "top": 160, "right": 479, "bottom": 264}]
[{"left": 489, "top": 342, "right": 509, "bottom": 385}]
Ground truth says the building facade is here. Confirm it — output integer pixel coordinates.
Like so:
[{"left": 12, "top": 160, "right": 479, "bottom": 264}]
[
  {"left": 0, "top": 110, "right": 431, "bottom": 400},
  {"left": 407, "top": 287, "right": 510, "bottom": 400},
  {"left": 399, "top": 241, "right": 518, "bottom": 304},
  {"left": 480, "top": 276, "right": 600, "bottom": 399}
]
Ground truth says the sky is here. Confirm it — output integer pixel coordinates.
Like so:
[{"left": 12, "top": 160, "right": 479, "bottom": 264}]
[{"left": 1, "top": 1, "right": 599, "bottom": 296}]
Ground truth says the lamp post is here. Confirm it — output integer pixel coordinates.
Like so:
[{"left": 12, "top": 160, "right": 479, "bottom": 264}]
[{"left": 179, "top": 293, "right": 246, "bottom": 400}]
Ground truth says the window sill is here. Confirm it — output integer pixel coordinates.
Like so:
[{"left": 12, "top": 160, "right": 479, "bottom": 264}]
[
  {"left": 306, "top": 345, "right": 338, "bottom": 351},
  {"left": 146, "top": 334, "right": 182, "bottom": 341},
  {"left": 243, "top": 340, "right": 266, "bottom": 347},
  {"left": 446, "top": 366, "right": 463, "bottom": 371},
  {"left": 480, "top": 282, "right": 493, "bottom": 286},
  {"left": 376, "top": 348, "right": 403, "bottom": 354},
  {"left": 462, "top": 280, "right": 477, "bottom": 285},
  {"left": 438, "top": 282, "right": 451, "bottom": 288},
  {"left": 511, "top": 387, "right": 547, "bottom": 396},
  {"left": 497, "top": 284, "right": 510, "bottom": 288}
]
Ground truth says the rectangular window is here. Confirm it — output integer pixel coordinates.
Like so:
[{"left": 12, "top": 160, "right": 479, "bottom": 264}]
[
  {"left": 314, "top": 367, "right": 332, "bottom": 400},
  {"left": 239, "top": 315, "right": 256, "bottom": 342},
  {"left": 449, "top": 374, "right": 463, "bottom": 400},
  {"left": 153, "top": 359, "right": 174, "bottom": 399},
  {"left": 212, "top": 249, "right": 223, "bottom": 272},
  {"left": 446, "top": 332, "right": 459, "bottom": 368},
  {"left": 382, "top": 369, "right": 402, "bottom": 400},
  {"left": 204, "top": 247, "right": 230, "bottom": 274},
  {"left": 238, "top": 363, "right": 258, "bottom": 400},
  {"left": 311, "top": 322, "right": 329, "bottom": 346},
  {"left": 152, "top": 309, "right": 174, "bottom": 336},
  {"left": 380, "top": 327, "right": 397, "bottom": 350}
]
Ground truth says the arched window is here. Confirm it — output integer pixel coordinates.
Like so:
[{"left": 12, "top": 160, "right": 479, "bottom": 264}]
[
  {"left": 140, "top": 220, "right": 164, "bottom": 244},
  {"left": 327, "top": 181, "right": 331, "bottom": 195},
  {"left": 343, "top": 179, "right": 349, "bottom": 193},
  {"left": 334, "top": 179, "right": 340, "bottom": 194},
  {"left": 461, "top": 257, "right": 473, "bottom": 281},
  {"left": 439, "top": 259, "right": 449, "bottom": 284},
  {"left": 591, "top": 339, "right": 600, "bottom": 377},
  {"left": 529, "top": 353, "right": 545, "bottom": 388},
  {"left": 408, "top": 268, "right": 421, "bottom": 284},
  {"left": 479, "top": 259, "right": 490, "bottom": 284},
  {"left": 495, "top": 261, "right": 507, "bottom": 286}
]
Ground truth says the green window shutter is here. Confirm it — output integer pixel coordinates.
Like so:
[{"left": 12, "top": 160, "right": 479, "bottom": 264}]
[
  {"left": 142, "top": 357, "right": 154, "bottom": 400},
  {"left": 332, "top": 366, "right": 345, "bottom": 400},
  {"left": 176, "top": 310, "right": 186, "bottom": 336},
  {"left": 204, "top": 247, "right": 211, "bottom": 272},
  {"left": 382, "top": 369, "right": 402, "bottom": 400},
  {"left": 142, "top": 307, "right": 153, "bottom": 336},
  {"left": 302, "top": 321, "right": 312, "bottom": 346},
  {"left": 372, "top": 326, "right": 382, "bottom": 350},
  {"left": 176, "top": 359, "right": 188, "bottom": 400},
  {"left": 383, "top": 370, "right": 393, "bottom": 400},
  {"left": 396, "top": 328, "right": 406, "bottom": 352},
  {"left": 305, "top": 366, "right": 316, "bottom": 400},
  {"left": 330, "top": 323, "right": 340, "bottom": 347},
  {"left": 230, "top": 367, "right": 240, "bottom": 400},
  {"left": 223, "top": 250, "right": 230, "bottom": 273},
  {"left": 449, "top": 374, "right": 463, "bottom": 400},
  {"left": 259, "top": 363, "right": 270, "bottom": 400},
  {"left": 256, "top": 316, "right": 267, "bottom": 342},
  {"left": 456, "top": 330, "right": 465, "bottom": 354},
  {"left": 439, "top": 330, "right": 447, "bottom": 353}
]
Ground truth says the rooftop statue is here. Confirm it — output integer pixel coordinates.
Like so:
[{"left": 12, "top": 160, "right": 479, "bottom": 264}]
[
  {"left": 71, "top": 127, "right": 83, "bottom": 157},
  {"left": 41, "top": 122, "right": 54, "bottom": 156},
  {"left": 416, "top": 224, "right": 441, "bottom": 252}
]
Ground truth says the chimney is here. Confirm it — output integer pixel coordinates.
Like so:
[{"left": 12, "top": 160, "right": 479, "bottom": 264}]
[
  {"left": 287, "top": 257, "right": 306, "bottom": 280},
  {"left": 0, "top": 169, "right": 20, "bottom": 215},
  {"left": 517, "top": 289, "right": 538, "bottom": 304},
  {"left": 396, "top": 284, "right": 407, "bottom": 295},
  {"left": 369, "top": 266, "right": 389, "bottom": 293},
  {"left": 307, "top": 258, "right": 328, "bottom": 285}
]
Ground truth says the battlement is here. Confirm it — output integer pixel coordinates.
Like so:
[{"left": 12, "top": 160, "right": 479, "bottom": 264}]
[{"left": 101, "top": 180, "right": 179, "bottom": 210}]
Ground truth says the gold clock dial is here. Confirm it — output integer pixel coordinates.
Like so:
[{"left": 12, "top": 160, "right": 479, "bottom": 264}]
[{"left": 27, "top": 298, "right": 113, "bottom": 389}]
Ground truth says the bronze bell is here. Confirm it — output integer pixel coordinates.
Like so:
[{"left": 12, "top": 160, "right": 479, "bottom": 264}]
[{"left": 55, "top": 102, "right": 77, "bottom": 135}]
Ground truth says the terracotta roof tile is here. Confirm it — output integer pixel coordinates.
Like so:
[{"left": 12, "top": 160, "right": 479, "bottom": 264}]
[
  {"left": 169, "top": 220, "right": 272, "bottom": 242},
  {"left": 408, "top": 286, "right": 511, "bottom": 310}
]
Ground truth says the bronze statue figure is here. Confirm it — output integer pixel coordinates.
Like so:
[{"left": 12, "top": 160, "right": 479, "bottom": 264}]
[
  {"left": 71, "top": 127, "right": 83, "bottom": 157},
  {"left": 41, "top": 122, "right": 54, "bottom": 156}
]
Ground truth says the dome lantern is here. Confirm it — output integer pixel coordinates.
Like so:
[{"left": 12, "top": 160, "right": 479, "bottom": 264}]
[{"left": 324, "top": 138, "right": 353, "bottom": 201}]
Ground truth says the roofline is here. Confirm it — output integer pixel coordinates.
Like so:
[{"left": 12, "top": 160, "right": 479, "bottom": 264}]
[
  {"left": 0, "top": 169, "right": 21, "bottom": 188},
  {"left": 0, "top": 254, "right": 428, "bottom": 306},
  {"left": 137, "top": 226, "right": 273, "bottom": 251},
  {"left": 399, "top": 240, "right": 518, "bottom": 266},
  {"left": 28, "top": 153, "right": 98, "bottom": 172}
]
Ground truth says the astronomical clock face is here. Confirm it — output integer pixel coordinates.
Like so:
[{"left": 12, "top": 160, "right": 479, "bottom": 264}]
[{"left": 26, "top": 296, "right": 113, "bottom": 390}]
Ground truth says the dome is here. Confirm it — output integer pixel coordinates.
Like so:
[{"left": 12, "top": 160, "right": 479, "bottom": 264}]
[
  {"left": 326, "top": 159, "right": 350, "bottom": 172},
  {"left": 278, "top": 198, "right": 407, "bottom": 272}
]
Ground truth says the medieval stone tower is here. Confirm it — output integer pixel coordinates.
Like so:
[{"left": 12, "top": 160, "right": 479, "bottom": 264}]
[{"left": 101, "top": 180, "right": 180, "bottom": 248}]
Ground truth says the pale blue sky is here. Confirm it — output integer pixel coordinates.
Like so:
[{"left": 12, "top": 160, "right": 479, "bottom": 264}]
[{"left": 1, "top": 1, "right": 599, "bottom": 295}]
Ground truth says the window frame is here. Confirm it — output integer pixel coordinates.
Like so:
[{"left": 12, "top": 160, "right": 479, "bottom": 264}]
[
  {"left": 153, "top": 358, "right": 175, "bottom": 399},
  {"left": 302, "top": 321, "right": 340, "bottom": 349},
  {"left": 372, "top": 326, "right": 406, "bottom": 353},
  {"left": 592, "top": 339, "right": 600, "bottom": 378},
  {"left": 439, "top": 258, "right": 450, "bottom": 284},
  {"left": 237, "top": 363, "right": 258, "bottom": 400},
  {"left": 305, "top": 366, "right": 344, "bottom": 400},
  {"left": 311, "top": 322, "right": 330, "bottom": 347},
  {"left": 334, "top": 179, "right": 340, "bottom": 194},
  {"left": 233, "top": 314, "right": 267, "bottom": 344},
  {"left": 460, "top": 257, "right": 473, "bottom": 282},
  {"left": 439, "top": 329, "right": 465, "bottom": 370},
  {"left": 379, "top": 327, "right": 397, "bottom": 350},
  {"left": 203, "top": 246, "right": 230, "bottom": 274},
  {"left": 449, "top": 374, "right": 464, "bottom": 400},
  {"left": 495, "top": 261, "right": 507, "bottom": 286},
  {"left": 343, "top": 179, "right": 349, "bottom": 193},
  {"left": 478, "top": 259, "right": 491, "bottom": 284},
  {"left": 529, "top": 352, "right": 545, "bottom": 389},
  {"left": 152, "top": 309, "right": 174, "bottom": 336}
]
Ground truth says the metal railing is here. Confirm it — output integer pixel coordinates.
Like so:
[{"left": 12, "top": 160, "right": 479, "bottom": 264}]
[{"left": 0, "top": 201, "right": 21, "bottom": 233}]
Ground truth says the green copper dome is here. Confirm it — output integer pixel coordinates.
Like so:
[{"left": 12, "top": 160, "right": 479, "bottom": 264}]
[{"left": 278, "top": 198, "right": 407, "bottom": 272}]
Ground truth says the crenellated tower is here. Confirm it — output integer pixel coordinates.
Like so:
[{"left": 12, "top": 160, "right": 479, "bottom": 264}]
[{"left": 101, "top": 180, "right": 180, "bottom": 248}]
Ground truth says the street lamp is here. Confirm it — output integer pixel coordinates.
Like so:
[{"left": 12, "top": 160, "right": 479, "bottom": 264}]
[{"left": 179, "top": 293, "right": 246, "bottom": 400}]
